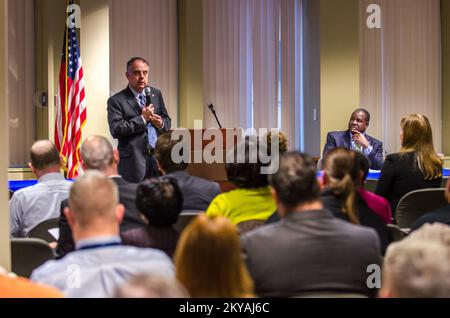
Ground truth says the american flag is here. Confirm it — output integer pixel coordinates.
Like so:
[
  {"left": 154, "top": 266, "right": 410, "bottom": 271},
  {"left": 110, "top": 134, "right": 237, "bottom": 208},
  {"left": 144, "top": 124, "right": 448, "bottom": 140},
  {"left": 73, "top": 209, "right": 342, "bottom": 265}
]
[{"left": 55, "top": 0, "right": 86, "bottom": 179}]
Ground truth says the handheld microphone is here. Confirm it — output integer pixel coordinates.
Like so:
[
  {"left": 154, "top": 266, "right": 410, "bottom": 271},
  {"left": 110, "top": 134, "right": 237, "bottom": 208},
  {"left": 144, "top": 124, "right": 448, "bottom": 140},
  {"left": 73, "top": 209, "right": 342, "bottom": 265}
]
[{"left": 144, "top": 86, "right": 152, "bottom": 106}]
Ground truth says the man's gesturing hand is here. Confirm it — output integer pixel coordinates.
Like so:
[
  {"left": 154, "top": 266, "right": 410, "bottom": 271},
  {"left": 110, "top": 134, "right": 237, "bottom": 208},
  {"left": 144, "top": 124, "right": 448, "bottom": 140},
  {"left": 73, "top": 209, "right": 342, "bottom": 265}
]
[
  {"left": 142, "top": 104, "right": 163, "bottom": 128},
  {"left": 351, "top": 129, "right": 369, "bottom": 148}
]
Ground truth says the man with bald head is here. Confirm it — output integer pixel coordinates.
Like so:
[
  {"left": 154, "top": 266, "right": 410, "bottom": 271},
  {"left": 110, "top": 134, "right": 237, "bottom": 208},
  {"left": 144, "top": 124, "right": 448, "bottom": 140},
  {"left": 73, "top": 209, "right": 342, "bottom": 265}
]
[
  {"left": 9, "top": 140, "right": 72, "bottom": 237},
  {"left": 56, "top": 135, "right": 146, "bottom": 258},
  {"left": 31, "top": 171, "right": 174, "bottom": 298}
]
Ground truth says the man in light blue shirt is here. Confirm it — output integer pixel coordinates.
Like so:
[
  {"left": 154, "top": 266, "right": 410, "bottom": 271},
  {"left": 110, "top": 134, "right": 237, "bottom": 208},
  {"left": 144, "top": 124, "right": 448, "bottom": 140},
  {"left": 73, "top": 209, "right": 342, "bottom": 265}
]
[
  {"left": 9, "top": 140, "right": 72, "bottom": 237},
  {"left": 31, "top": 171, "right": 174, "bottom": 298}
]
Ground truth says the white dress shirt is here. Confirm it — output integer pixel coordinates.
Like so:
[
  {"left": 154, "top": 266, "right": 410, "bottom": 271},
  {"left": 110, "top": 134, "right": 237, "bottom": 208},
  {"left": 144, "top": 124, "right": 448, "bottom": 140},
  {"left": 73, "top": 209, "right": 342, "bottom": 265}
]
[{"left": 9, "top": 172, "right": 72, "bottom": 237}]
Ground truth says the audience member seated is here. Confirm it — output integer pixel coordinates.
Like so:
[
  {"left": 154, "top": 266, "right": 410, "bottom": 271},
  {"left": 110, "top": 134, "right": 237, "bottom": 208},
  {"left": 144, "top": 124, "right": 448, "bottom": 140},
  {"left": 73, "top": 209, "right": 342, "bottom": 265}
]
[
  {"left": 56, "top": 135, "right": 146, "bottom": 258},
  {"left": 261, "top": 131, "right": 288, "bottom": 226},
  {"left": 241, "top": 152, "right": 381, "bottom": 297},
  {"left": 9, "top": 140, "right": 72, "bottom": 238},
  {"left": 321, "top": 148, "right": 391, "bottom": 254},
  {"left": 411, "top": 178, "right": 450, "bottom": 231},
  {"left": 114, "top": 273, "right": 189, "bottom": 298},
  {"left": 266, "top": 151, "right": 392, "bottom": 227},
  {"left": 263, "top": 130, "right": 288, "bottom": 155},
  {"left": 121, "top": 178, "right": 182, "bottom": 257},
  {"left": 206, "top": 137, "right": 276, "bottom": 225},
  {"left": 375, "top": 114, "right": 442, "bottom": 218},
  {"left": 0, "top": 266, "right": 63, "bottom": 298},
  {"left": 322, "top": 108, "right": 384, "bottom": 170},
  {"left": 355, "top": 152, "right": 392, "bottom": 224},
  {"left": 31, "top": 171, "right": 174, "bottom": 298},
  {"left": 174, "top": 214, "right": 254, "bottom": 298},
  {"left": 155, "top": 131, "right": 220, "bottom": 211},
  {"left": 379, "top": 223, "right": 450, "bottom": 298}
]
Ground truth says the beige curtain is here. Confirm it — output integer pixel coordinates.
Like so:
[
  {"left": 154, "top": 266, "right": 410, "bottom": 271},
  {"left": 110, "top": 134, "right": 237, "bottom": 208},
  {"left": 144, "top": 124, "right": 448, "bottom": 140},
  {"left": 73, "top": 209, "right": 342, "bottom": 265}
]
[
  {"left": 8, "top": 0, "right": 34, "bottom": 167},
  {"left": 360, "top": 0, "right": 441, "bottom": 154},
  {"left": 203, "top": 0, "right": 302, "bottom": 149},
  {"left": 202, "top": 0, "right": 253, "bottom": 129},
  {"left": 252, "top": 0, "right": 280, "bottom": 130},
  {"left": 280, "top": 0, "right": 302, "bottom": 149},
  {"left": 109, "top": 0, "right": 178, "bottom": 127}
]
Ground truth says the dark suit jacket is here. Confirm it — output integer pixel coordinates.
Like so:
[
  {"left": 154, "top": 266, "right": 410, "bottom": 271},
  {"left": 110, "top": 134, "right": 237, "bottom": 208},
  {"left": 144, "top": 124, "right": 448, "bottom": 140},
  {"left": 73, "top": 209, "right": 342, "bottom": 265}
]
[
  {"left": 107, "top": 86, "right": 171, "bottom": 183},
  {"left": 411, "top": 204, "right": 450, "bottom": 231},
  {"left": 241, "top": 209, "right": 381, "bottom": 297},
  {"left": 167, "top": 170, "right": 221, "bottom": 211},
  {"left": 322, "top": 130, "right": 384, "bottom": 170},
  {"left": 121, "top": 226, "right": 180, "bottom": 258},
  {"left": 56, "top": 176, "right": 146, "bottom": 258},
  {"left": 375, "top": 152, "right": 442, "bottom": 217},
  {"left": 321, "top": 190, "right": 391, "bottom": 255}
]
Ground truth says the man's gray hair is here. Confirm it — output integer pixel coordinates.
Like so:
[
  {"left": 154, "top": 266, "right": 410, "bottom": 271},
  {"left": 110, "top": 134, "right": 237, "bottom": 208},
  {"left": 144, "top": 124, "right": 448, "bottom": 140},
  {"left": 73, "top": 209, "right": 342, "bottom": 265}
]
[
  {"left": 80, "top": 135, "right": 115, "bottom": 171},
  {"left": 383, "top": 224, "right": 450, "bottom": 298}
]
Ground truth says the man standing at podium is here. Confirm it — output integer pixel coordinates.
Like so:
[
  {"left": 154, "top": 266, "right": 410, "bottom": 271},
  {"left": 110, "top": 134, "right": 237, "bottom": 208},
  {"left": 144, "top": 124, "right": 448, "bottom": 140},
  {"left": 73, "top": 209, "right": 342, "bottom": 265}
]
[
  {"left": 107, "top": 57, "right": 171, "bottom": 182},
  {"left": 322, "top": 108, "right": 384, "bottom": 170}
]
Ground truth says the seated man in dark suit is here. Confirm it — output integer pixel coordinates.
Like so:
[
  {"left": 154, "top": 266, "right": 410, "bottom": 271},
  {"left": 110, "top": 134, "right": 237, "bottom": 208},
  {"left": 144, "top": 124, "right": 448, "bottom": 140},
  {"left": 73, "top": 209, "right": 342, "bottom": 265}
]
[
  {"left": 411, "top": 178, "right": 450, "bottom": 231},
  {"left": 322, "top": 108, "right": 384, "bottom": 170},
  {"left": 155, "top": 132, "right": 221, "bottom": 211},
  {"left": 56, "top": 135, "right": 146, "bottom": 258},
  {"left": 241, "top": 152, "right": 381, "bottom": 297}
]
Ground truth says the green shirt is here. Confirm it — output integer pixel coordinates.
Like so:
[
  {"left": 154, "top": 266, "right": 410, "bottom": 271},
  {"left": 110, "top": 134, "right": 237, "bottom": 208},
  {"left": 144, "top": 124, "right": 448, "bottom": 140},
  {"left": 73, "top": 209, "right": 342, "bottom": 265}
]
[{"left": 206, "top": 187, "right": 276, "bottom": 225}]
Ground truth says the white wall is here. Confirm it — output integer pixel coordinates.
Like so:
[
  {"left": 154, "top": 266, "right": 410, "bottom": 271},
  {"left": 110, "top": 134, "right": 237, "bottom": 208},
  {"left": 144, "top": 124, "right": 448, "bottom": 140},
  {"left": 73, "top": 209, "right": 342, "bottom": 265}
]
[{"left": 80, "top": 0, "right": 111, "bottom": 141}]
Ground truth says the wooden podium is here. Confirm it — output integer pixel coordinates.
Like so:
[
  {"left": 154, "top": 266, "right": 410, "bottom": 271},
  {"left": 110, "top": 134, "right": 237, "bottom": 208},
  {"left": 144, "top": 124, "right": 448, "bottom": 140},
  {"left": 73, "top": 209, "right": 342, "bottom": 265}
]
[{"left": 172, "top": 128, "right": 239, "bottom": 193}]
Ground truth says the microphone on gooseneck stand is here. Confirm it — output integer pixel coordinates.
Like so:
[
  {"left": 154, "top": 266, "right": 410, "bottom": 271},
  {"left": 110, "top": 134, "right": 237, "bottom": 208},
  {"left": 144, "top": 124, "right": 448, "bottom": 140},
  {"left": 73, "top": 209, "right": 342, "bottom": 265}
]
[
  {"left": 208, "top": 103, "right": 222, "bottom": 128},
  {"left": 144, "top": 86, "right": 152, "bottom": 106}
]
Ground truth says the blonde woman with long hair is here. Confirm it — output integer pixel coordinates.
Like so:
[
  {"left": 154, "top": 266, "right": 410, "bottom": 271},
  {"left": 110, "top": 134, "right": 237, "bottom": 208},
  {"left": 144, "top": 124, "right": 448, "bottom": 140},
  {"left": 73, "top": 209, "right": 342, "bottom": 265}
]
[
  {"left": 174, "top": 214, "right": 254, "bottom": 298},
  {"left": 375, "top": 114, "right": 442, "bottom": 219}
]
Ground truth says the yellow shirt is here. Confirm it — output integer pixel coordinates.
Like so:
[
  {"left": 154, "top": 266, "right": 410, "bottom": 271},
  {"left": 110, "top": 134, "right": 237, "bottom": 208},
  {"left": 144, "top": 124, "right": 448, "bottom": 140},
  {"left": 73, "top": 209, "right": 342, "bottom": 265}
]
[{"left": 206, "top": 187, "right": 276, "bottom": 225}]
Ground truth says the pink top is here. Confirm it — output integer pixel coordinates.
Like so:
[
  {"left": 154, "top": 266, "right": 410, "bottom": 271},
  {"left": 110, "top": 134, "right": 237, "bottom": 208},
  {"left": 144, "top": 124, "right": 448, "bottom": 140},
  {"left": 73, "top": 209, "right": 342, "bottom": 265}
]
[{"left": 357, "top": 188, "right": 393, "bottom": 224}]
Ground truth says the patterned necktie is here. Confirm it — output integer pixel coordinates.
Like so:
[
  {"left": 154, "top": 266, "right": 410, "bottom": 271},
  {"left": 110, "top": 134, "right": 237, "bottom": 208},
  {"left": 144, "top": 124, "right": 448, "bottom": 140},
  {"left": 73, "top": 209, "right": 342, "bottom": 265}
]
[
  {"left": 138, "top": 93, "right": 158, "bottom": 148},
  {"left": 353, "top": 142, "right": 362, "bottom": 152}
]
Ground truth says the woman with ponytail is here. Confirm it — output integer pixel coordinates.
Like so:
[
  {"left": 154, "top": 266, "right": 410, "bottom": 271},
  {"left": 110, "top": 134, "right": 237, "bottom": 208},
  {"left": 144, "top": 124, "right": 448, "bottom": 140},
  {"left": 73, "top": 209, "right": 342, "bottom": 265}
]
[
  {"left": 321, "top": 148, "right": 360, "bottom": 224},
  {"left": 322, "top": 148, "right": 390, "bottom": 254}
]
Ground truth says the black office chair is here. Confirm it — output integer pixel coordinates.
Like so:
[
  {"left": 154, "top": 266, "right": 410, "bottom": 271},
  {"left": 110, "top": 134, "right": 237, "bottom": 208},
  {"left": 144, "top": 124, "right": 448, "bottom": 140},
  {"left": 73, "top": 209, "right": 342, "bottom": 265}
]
[
  {"left": 11, "top": 238, "right": 55, "bottom": 278},
  {"left": 28, "top": 217, "right": 60, "bottom": 243},
  {"left": 387, "top": 224, "right": 409, "bottom": 242},
  {"left": 174, "top": 211, "right": 202, "bottom": 233},
  {"left": 396, "top": 188, "right": 447, "bottom": 229}
]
